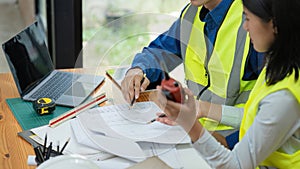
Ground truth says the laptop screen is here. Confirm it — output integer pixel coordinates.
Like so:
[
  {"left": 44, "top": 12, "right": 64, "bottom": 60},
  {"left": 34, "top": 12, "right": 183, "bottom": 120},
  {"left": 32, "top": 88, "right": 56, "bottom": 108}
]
[{"left": 2, "top": 21, "right": 54, "bottom": 95}]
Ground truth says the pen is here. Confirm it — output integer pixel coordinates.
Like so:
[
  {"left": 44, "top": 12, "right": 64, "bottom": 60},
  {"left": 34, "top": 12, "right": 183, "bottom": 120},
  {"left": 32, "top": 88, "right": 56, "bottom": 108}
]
[
  {"left": 130, "top": 73, "right": 146, "bottom": 107},
  {"left": 34, "top": 146, "right": 45, "bottom": 163},
  {"left": 147, "top": 114, "right": 167, "bottom": 124},
  {"left": 46, "top": 142, "right": 52, "bottom": 160},
  {"left": 59, "top": 138, "right": 70, "bottom": 154},
  {"left": 57, "top": 140, "right": 60, "bottom": 153},
  {"left": 43, "top": 133, "right": 47, "bottom": 157},
  {"left": 49, "top": 93, "right": 107, "bottom": 128}
]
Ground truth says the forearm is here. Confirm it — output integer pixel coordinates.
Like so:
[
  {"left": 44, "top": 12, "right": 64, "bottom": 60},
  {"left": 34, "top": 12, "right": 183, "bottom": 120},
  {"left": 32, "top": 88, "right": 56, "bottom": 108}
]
[
  {"left": 197, "top": 101, "right": 243, "bottom": 128},
  {"left": 188, "top": 121, "right": 205, "bottom": 143},
  {"left": 197, "top": 101, "right": 222, "bottom": 122}
]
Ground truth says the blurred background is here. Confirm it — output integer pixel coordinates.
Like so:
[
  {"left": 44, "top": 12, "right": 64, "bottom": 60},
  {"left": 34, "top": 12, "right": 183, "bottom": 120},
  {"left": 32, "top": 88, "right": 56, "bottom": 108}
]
[{"left": 0, "top": 0, "right": 188, "bottom": 73}]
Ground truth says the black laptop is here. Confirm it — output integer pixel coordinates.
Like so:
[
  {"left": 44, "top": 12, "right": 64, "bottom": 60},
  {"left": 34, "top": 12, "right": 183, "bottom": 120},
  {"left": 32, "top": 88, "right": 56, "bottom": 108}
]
[{"left": 2, "top": 21, "right": 105, "bottom": 107}]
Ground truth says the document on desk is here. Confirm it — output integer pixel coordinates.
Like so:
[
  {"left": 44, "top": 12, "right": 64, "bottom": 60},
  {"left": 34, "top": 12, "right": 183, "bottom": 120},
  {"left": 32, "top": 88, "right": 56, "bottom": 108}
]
[
  {"left": 29, "top": 101, "right": 192, "bottom": 168},
  {"left": 30, "top": 119, "right": 115, "bottom": 161},
  {"left": 76, "top": 101, "right": 190, "bottom": 144},
  {"left": 69, "top": 101, "right": 189, "bottom": 166},
  {"left": 70, "top": 117, "right": 183, "bottom": 168}
]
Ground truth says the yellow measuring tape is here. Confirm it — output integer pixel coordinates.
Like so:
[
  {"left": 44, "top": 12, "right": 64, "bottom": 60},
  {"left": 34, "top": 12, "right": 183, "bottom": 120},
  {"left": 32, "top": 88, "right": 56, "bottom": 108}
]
[{"left": 33, "top": 98, "right": 56, "bottom": 115}]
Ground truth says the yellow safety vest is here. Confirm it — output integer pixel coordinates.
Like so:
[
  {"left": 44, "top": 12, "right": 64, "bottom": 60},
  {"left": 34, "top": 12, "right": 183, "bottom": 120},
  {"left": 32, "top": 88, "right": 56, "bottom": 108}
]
[
  {"left": 240, "top": 68, "right": 300, "bottom": 168},
  {"left": 180, "top": 0, "right": 256, "bottom": 130}
]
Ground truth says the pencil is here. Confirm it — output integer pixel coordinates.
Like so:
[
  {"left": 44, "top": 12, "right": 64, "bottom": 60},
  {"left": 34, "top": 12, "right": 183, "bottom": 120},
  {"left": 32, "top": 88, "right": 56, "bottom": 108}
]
[
  {"left": 130, "top": 73, "right": 146, "bottom": 107},
  {"left": 130, "top": 96, "right": 136, "bottom": 107},
  {"left": 147, "top": 114, "right": 167, "bottom": 124},
  {"left": 60, "top": 138, "right": 70, "bottom": 154},
  {"left": 49, "top": 93, "right": 107, "bottom": 128},
  {"left": 105, "top": 71, "right": 122, "bottom": 90}
]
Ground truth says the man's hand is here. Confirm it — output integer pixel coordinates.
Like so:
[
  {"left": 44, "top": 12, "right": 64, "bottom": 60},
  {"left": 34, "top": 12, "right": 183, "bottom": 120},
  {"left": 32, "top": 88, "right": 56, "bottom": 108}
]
[{"left": 121, "top": 68, "right": 150, "bottom": 103}]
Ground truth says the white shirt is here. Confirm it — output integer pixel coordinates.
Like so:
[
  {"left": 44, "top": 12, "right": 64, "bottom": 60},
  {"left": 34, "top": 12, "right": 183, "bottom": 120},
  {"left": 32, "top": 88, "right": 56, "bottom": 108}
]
[{"left": 193, "top": 90, "right": 300, "bottom": 169}]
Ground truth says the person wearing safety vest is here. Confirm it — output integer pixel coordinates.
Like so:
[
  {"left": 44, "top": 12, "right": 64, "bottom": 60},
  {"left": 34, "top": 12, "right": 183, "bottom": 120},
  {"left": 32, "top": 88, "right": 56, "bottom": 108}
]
[
  {"left": 121, "top": 0, "right": 264, "bottom": 149},
  {"left": 155, "top": 0, "right": 300, "bottom": 168}
]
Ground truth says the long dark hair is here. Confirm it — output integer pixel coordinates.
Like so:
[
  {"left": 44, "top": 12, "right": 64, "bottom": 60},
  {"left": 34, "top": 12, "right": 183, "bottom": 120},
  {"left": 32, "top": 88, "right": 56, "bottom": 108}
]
[{"left": 243, "top": 0, "right": 300, "bottom": 85}]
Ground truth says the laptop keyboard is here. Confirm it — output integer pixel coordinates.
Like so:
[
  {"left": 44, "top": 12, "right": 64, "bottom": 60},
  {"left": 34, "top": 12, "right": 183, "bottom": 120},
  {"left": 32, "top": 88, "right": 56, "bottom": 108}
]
[{"left": 31, "top": 71, "right": 80, "bottom": 100}]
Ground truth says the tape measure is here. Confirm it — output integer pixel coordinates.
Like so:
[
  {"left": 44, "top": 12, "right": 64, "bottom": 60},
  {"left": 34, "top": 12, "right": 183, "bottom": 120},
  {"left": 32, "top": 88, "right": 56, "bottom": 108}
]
[{"left": 33, "top": 98, "right": 56, "bottom": 115}]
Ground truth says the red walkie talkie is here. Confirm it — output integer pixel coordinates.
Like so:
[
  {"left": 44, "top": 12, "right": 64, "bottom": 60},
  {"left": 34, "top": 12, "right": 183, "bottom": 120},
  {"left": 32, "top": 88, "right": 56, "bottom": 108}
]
[{"left": 160, "top": 62, "right": 184, "bottom": 103}]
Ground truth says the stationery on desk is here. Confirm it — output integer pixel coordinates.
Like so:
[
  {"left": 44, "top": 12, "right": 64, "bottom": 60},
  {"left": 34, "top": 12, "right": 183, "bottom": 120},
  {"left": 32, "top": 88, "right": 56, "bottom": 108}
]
[
  {"left": 28, "top": 101, "right": 194, "bottom": 168},
  {"left": 27, "top": 132, "right": 71, "bottom": 166},
  {"left": 6, "top": 98, "right": 72, "bottom": 130},
  {"left": 7, "top": 92, "right": 106, "bottom": 131},
  {"left": 48, "top": 93, "right": 107, "bottom": 128},
  {"left": 105, "top": 70, "right": 122, "bottom": 91}
]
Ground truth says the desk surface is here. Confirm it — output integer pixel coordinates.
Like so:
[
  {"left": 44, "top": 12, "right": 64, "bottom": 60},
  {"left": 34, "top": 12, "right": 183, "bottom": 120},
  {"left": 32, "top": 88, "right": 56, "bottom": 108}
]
[
  {"left": 0, "top": 69, "right": 115, "bottom": 169},
  {"left": 0, "top": 69, "right": 132, "bottom": 169},
  {"left": 0, "top": 69, "right": 113, "bottom": 169},
  {"left": 0, "top": 73, "right": 35, "bottom": 169}
]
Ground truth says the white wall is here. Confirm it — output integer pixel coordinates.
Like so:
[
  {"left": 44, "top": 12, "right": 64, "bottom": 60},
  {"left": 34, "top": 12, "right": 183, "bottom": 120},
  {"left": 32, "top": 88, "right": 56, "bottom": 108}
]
[{"left": 18, "top": 0, "right": 35, "bottom": 26}]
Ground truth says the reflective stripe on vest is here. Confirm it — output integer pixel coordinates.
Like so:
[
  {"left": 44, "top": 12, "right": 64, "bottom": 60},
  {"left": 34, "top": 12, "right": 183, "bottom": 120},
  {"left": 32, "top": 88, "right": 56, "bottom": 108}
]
[
  {"left": 180, "top": 1, "right": 255, "bottom": 106},
  {"left": 240, "top": 68, "right": 300, "bottom": 168}
]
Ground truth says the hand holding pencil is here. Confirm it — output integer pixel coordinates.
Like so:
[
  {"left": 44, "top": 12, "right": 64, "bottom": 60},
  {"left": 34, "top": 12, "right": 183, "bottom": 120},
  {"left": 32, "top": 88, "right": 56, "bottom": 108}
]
[
  {"left": 130, "top": 73, "right": 147, "bottom": 107},
  {"left": 148, "top": 113, "right": 178, "bottom": 126},
  {"left": 120, "top": 68, "right": 150, "bottom": 106}
]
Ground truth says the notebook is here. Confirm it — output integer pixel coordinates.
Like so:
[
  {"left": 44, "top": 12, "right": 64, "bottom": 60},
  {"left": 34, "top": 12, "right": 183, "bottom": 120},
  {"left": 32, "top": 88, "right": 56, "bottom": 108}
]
[{"left": 2, "top": 21, "right": 105, "bottom": 107}]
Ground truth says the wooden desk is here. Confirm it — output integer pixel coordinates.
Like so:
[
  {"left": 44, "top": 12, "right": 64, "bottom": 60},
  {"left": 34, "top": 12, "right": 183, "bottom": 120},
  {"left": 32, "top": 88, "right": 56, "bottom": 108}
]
[
  {"left": 0, "top": 69, "right": 120, "bottom": 169},
  {"left": 0, "top": 73, "right": 35, "bottom": 169}
]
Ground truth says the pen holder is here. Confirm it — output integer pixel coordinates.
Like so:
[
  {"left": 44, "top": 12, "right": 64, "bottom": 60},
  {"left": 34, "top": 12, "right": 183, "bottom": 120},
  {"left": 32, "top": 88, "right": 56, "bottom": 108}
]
[{"left": 34, "top": 145, "right": 63, "bottom": 166}]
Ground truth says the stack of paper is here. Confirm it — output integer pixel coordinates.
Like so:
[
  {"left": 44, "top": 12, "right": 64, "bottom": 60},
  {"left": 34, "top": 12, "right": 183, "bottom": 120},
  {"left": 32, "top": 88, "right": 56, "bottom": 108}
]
[
  {"left": 72, "top": 101, "right": 190, "bottom": 167},
  {"left": 31, "top": 101, "right": 192, "bottom": 168}
]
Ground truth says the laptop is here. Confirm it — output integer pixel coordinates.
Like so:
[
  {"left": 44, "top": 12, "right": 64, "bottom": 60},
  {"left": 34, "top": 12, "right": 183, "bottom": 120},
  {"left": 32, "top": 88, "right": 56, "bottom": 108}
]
[{"left": 2, "top": 21, "right": 105, "bottom": 107}]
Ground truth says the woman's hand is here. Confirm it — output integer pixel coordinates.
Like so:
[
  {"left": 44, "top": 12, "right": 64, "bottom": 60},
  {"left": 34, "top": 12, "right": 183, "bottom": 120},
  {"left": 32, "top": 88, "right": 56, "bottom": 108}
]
[
  {"left": 155, "top": 112, "right": 178, "bottom": 126},
  {"left": 156, "top": 87, "right": 205, "bottom": 142}
]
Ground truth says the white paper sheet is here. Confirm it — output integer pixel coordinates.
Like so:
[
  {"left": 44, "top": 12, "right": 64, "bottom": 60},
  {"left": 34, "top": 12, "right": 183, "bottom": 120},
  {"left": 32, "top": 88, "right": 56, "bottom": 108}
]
[
  {"left": 77, "top": 101, "right": 190, "bottom": 144},
  {"left": 70, "top": 118, "right": 146, "bottom": 162},
  {"left": 31, "top": 119, "right": 115, "bottom": 160},
  {"left": 70, "top": 118, "right": 183, "bottom": 168}
]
